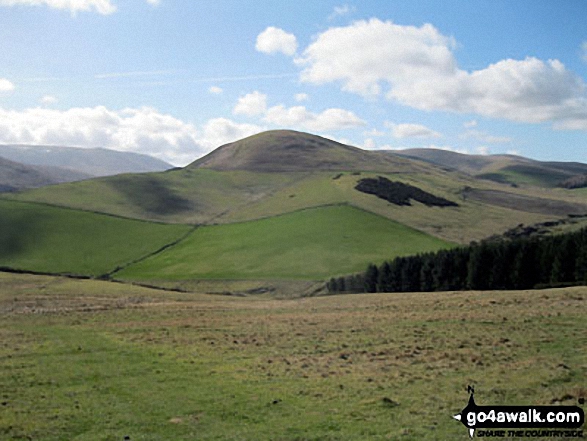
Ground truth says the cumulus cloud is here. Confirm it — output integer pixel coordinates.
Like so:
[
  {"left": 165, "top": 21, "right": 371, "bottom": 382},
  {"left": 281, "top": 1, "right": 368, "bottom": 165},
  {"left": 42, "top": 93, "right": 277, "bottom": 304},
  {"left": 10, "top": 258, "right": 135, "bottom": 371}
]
[
  {"left": 209, "top": 86, "right": 223, "bottom": 95},
  {"left": 199, "top": 118, "right": 264, "bottom": 151},
  {"left": 294, "top": 93, "right": 309, "bottom": 102},
  {"left": 0, "top": 78, "right": 15, "bottom": 92},
  {"left": 255, "top": 27, "right": 298, "bottom": 56},
  {"left": 0, "top": 106, "right": 207, "bottom": 165},
  {"left": 329, "top": 4, "right": 356, "bottom": 20},
  {"left": 296, "top": 18, "right": 587, "bottom": 130},
  {"left": 387, "top": 122, "right": 442, "bottom": 139},
  {"left": 233, "top": 91, "right": 267, "bottom": 116},
  {"left": 0, "top": 0, "right": 117, "bottom": 14},
  {"left": 264, "top": 104, "right": 365, "bottom": 132},
  {"left": 39, "top": 95, "right": 58, "bottom": 105}
]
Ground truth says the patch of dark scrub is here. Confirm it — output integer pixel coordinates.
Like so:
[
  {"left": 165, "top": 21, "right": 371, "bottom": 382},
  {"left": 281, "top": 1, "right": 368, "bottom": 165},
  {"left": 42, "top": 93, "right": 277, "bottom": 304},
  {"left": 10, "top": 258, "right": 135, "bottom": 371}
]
[
  {"left": 108, "top": 175, "right": 192, "bottom": 215},
  {"left": 355, "top": 176, "right": 459, "bottom": 207},
  {"left": 559, "top": 174, "right": 587, "bottom": 189}
]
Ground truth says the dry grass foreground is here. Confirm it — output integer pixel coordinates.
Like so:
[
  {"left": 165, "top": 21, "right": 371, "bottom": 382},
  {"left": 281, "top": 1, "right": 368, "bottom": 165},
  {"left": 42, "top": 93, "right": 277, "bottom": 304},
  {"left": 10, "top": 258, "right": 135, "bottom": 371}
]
[{"left": 0, "top": 273, "right": 585, "bottom": 440}]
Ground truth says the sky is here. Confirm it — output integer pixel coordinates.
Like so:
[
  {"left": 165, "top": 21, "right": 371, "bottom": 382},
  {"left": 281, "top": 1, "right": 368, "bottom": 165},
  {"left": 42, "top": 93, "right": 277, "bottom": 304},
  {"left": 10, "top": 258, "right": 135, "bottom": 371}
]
[{"left": 0, "top": 0, "right": 586, "bottom": 166}]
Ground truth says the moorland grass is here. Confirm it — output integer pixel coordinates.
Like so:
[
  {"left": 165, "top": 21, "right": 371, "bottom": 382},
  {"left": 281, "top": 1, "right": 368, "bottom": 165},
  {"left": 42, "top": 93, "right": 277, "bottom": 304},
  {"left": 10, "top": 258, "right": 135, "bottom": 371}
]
[
  {"left": 0, "top": 199, "right": 191, "bottom": 276},
  {"left": 0, "top": 272, "right": 585, "bottom": 440},
  {"left": 116, "top": 204, "right": 455, "bottom": 281}
]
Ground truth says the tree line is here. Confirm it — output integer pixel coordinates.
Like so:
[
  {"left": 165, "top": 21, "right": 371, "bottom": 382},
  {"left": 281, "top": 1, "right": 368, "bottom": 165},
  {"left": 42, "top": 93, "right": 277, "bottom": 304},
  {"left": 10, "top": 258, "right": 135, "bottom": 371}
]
[{"left": 327, "top": 226, "right": 587, "bottom": 293}]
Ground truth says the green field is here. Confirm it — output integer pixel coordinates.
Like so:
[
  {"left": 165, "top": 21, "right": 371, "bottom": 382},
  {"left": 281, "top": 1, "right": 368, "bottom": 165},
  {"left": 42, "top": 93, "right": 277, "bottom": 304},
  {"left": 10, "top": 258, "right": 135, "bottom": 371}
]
[
  {"left": 0, "top": 200, "right": 191, "bottom": 276},
  {"left": 1, "top": 272, "right": 585, "bottom": 440},
  {"left": 116, "top": 205, "right": 455, "bottom": 280}
]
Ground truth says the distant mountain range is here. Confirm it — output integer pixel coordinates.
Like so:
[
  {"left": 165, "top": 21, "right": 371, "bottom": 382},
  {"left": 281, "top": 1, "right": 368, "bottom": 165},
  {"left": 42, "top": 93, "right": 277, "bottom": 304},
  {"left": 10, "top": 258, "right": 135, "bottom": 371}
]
[
  {"left": 0, "top": 156, "right": 91, "bottom": 193},
  {"left": 393, "top": 148, "right": 587, "bottom": 188},
  {"left": 0, "top": 144, "right": 173, "bottom": 192}
]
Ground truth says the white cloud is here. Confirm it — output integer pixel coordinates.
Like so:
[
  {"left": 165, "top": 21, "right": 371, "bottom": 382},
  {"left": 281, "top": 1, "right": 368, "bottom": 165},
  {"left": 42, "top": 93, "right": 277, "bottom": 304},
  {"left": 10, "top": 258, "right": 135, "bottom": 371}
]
[
  {"left": 145, "top": 0, "right": 159, "bottom": 5},
  {"left": 464, "top": 119, "right": 478, "bottom": 128},
  {"left": 460, "top": 129, "right": 512, "bottom": 144},
  {"left": 0, "top": 105, "right": 206, "bottom": 165},
  {"left": 364, "top": 128, "right": 386, "bottom": 137},
  {"left": 0, "top": 78, "right": 15, "bottom": 92},
  {"left": 264, "top": 104, "right": 365, "bottom": 132},
  {"left": 199, "top": 118, "right": 264, "bottom": 151},
  {"left": 0, "top": 0, "right": 116, "bottom": 14},
  {"left": 329, "top": 4, "right": 356, "bottom": 20},
  {"left": 387, "top": 122, "right": 442, "bottom": 139},
  {"left": 255, "top": 27, "right": 298, "bottom": 56},
  {"left": 233, "top": 91, "right": 267, "bottom": 116},
  {"left": 476, "top": 146, "right": 490, "bottom": 155},
  {"left": 294, "top": 93, "right": 309, "bottom": 102},
  {"left": 209, "top": 86, "right": 223, "bottom": 95},
  {"left": 296, "top": 18, "right": 587, "bottom": 130},
  {"left": 39, "top": 95, "right": 58, "bottom": 105}
]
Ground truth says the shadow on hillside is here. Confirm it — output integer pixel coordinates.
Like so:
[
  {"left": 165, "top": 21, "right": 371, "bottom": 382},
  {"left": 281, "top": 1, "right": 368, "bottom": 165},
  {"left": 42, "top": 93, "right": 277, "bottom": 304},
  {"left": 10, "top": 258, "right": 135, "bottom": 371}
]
[
  {"left": 0, "top": 212, "right": 42, "bottom": 261},
  {"left": 108, "top": 175, "right": 192, "bottom": 216}
]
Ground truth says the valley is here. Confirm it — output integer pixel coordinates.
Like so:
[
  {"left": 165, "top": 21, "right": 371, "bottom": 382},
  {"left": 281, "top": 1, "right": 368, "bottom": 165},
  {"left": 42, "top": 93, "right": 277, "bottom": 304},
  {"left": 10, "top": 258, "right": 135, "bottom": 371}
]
[{"left": 2, "top": 130, "right": 587, "bottom": 290}]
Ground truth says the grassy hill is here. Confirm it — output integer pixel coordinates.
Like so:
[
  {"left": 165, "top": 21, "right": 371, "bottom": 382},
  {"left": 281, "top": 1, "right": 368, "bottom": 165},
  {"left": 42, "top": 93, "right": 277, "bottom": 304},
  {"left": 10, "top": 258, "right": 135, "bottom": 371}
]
[
  {"left": 115, "top": 205, "right": 455, "bottom": 281},
  {"left": 395, "top": 148, "right": 587, "bottom": 188},
  {"left": 0, "top": 199, "right": 191, "bottom": 276},
  {"left": 2, "top": 130, "right": 587, "bottom": 285},
  {"left": 190, "top": 129, "right": 422, "bottom": 173},
  {"left": 0, "top": 156, "right": 91, "bottom": 192}
]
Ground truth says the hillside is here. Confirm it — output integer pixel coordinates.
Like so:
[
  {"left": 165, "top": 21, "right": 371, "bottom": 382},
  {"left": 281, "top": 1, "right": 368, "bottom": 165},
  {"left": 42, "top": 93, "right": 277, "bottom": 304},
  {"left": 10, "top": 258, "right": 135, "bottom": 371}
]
[
  {"left": 6, "top": 131, "right": 587, "bottom": 245},
  {"left": 190, "top": 130, "right": 421, "bottom": 173},
  {"left": 0, "top": 156, "right": 91, "bottom": 192},
  {"left": 394, "top": 148, "right": 587, "bottom": 188},
  {"left": 0, "top": 199, "right": 191, "bottom": 276},
  {"left": 116, "top": 205, "right": 454, "bottom": 281},
  {"left": 0, "top": 144, "right": 172, "bottom": 177}
]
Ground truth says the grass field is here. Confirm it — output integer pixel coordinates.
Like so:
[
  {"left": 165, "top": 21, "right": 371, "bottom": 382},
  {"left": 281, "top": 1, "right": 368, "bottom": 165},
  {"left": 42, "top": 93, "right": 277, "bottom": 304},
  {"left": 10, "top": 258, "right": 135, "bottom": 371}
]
[
  {"left": 0, "top": 200, "right": 192, "bottom": 276},
  {"left": 0, "top": 272, "right": 585, "bottom": 440},
  {"left": 116, "top": 205, "right": 455, "bottom": 281}
]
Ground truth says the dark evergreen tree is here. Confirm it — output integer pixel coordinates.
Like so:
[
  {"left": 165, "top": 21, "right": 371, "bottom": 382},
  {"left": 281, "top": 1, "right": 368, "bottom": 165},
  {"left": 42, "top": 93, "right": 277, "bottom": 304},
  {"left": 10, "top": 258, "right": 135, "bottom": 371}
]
[{"left": 364, "top": 264, "right": 379, "bottom": 293}]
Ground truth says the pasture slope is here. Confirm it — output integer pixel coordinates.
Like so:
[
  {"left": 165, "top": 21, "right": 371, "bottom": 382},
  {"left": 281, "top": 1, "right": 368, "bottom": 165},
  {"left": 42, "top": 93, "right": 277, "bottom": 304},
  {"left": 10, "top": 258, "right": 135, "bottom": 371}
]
[
  {"left": 0, "top": 273, "right": 585, "bottom": 440},
  {"left": 115, "top": 205, "right": 455, "bottom": 281},
  {"left": 0, "top": 199, "right": 191, "bottom": 277}
]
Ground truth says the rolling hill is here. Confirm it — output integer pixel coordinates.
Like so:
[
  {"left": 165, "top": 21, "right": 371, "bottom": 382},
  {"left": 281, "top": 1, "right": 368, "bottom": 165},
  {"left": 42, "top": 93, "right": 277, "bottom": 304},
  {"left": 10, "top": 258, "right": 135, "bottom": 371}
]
[
  {"left": 394, "top": 148, "right": 587, "bottom": 188},
  {"left": 191, "top": 129, "right": 421, "bottom": 173},
  {"left": 0, "top": 144, "right": 173, "bottom": 177},
  {"left": 1, "top": 130, "right": 587, "bottom": 288},
  {"left": 0, "top": 156, "right": 91, "bottom": 192}
]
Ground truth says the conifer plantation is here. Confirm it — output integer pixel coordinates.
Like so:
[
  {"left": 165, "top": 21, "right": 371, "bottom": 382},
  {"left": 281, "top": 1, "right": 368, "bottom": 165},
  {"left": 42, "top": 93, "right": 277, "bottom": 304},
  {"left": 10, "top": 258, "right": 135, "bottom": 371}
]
[{"left": 329, "top": 227, "right": 587, "bottom": 293}]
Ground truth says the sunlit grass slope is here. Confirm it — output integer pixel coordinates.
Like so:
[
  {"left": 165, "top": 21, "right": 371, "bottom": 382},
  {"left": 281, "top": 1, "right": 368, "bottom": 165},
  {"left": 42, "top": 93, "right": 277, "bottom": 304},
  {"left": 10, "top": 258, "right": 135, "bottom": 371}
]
[
  {"left": 116, "top": 204, "right": 455, "bottom": 281},
  {"left": 0, "top": 200, "right": 191, "bottom": 276},
  {"left": 1, "top": 273, "right": 585, "bottom": 440}
]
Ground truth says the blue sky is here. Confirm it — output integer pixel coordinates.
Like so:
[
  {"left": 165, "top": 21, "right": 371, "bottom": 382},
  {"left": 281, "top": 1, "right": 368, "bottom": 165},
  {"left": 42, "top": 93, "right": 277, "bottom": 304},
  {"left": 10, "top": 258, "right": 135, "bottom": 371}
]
[{"left": 0, "top": 0, "right": 586, "bottom": 165}]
